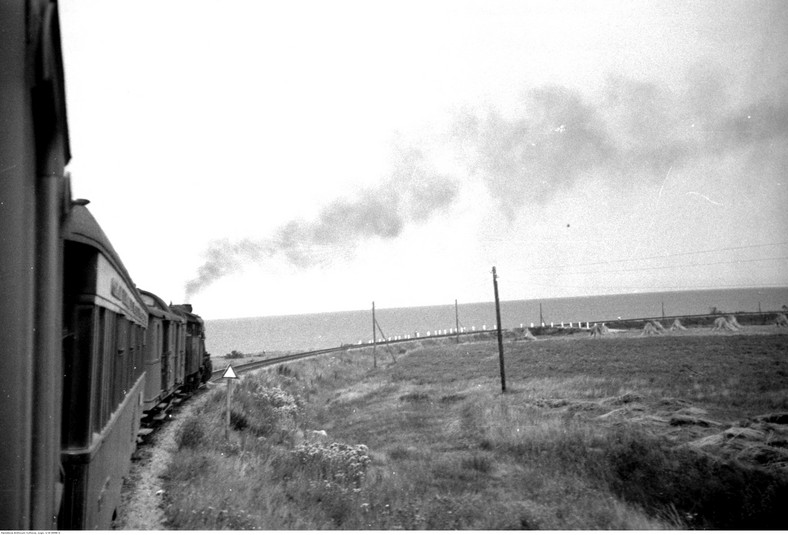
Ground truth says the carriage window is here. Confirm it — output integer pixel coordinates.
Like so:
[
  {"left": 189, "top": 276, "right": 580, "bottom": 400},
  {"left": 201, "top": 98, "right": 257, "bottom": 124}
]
[
  {"left": 129, "top": 322, "right": 144, "bottom": 386},
  {"left": 92, "top": 308, "right": 106, "bottom": 434},
  {"left": 127, "top": 323, "right": 135, "bottom": 391},
  {"left": 102, "top": 311, "right": 116, "bottom": 428},
  {"left": 138, "top": 325, "right": 146, "bottom": 378},
  {"left": 62, "top": 305, "right": 96, "bottom": 448},
  {"left": 114, "top": 316, "right": 128, "bottom": 409}
]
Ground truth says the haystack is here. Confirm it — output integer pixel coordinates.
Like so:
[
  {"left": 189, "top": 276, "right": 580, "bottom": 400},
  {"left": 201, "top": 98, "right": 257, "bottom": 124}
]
[
  {"left": 651, "top": 320, "right": 667, "bottom": 332},
  {"left": 670, "top": 318, "right": 688, "bottom": 331},
  {"left": 727, "top": 315, "right": 743, "bottom": 329},
  {"left": 712, "top": 316, "right": 737, "bottom": 331},
  {"left": 641, "top": 322, "right": 661, "bottom": 336},
  {"left": 523, "top": 329, "right": 538, "bottom": 341},
  {"left": 775, "top": 313, "right": 788, "bottom": 327},
  {"left": 589, "top": 323, "right": 608, "bottom": 337}
]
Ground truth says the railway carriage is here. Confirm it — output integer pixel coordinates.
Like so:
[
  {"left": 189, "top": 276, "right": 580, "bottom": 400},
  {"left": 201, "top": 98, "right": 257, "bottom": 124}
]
[
  {"left": 139, "top": 290, "right": 186, "bottom": 411},
  {"left": 60, "top": 205, "right": 149, "bottom": 529}
]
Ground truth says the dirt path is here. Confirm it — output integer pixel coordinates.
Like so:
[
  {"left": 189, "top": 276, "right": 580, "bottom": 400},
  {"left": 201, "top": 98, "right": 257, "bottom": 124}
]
[{"left": 114, "top": 385, "right": 213, "bottom": 530}]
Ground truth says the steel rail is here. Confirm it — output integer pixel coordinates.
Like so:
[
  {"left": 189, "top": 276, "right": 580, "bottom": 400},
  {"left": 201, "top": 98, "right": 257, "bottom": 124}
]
[
  {"left": 208, "top": 330, "right": 497, "bottom": 382},
  {"left": 209, "top": 346, "right": 345, "bottom": 382}
]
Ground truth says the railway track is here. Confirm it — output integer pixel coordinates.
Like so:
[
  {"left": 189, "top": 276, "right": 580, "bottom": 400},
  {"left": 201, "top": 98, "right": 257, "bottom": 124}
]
[
  {"left": 208, "top": 345, "right": 352, "bottom": 382},
  {"left": 207, "top": 330, "right": 500, "bottom": 382}
]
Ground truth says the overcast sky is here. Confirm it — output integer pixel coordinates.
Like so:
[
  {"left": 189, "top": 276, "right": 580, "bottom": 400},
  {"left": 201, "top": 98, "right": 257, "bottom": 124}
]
[{"left": 59, "top": 0, "right": 788, "bottom": 319}]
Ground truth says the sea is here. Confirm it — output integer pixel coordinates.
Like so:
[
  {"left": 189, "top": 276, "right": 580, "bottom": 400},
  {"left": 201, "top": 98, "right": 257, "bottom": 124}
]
[{"left": 204, "top": 287, "right": 788, "bottom": 356}]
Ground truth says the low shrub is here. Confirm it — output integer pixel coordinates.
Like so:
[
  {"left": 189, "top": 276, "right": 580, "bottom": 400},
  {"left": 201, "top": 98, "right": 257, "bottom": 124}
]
[
  {"left": 461, "top": 452, "right": 494, "bottom": 473},
  {"left": 429, "top": 456, "right": 490, "bottom": 493},
  {"left": 276, "top": 364, "right": 296, "bottom": 377},
  {"left": 597, "top": 428, "right": 788, "bottom": 529},
  {"left": 161, "top": 449, "right": 212, "bottom": 483},
  {"left": 230, "top": 409, "right": 248, "bottom": 431},
  {"left": 176, "top": 416, "right": 205, "bottom": 450},
  {"left": 292, "top": 442, "right": 371, "bottom": 489},
  {"left": 399, "top": 392, "right": 430, "bottom": 403},
  {"left": 439, "top": 393, "right": 466, "bottom": 404},
  {"left": 246, "top": 383, "right": 302, "bottom": 417},
  {"left": 231, "top": 382, "right": 303, "bottom": 437},
  {"left": 387, "top": 445, "right": 419, "bottom": 461}
]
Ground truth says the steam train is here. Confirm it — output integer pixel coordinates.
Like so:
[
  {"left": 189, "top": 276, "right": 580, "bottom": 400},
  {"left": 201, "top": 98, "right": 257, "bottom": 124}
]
[{"left": 1, "top": 1, "right": 211, "bottom": 529}]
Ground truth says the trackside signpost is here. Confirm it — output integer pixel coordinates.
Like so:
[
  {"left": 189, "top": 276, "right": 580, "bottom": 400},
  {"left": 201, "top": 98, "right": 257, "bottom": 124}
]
[{"left": 223, "top": 365, "right": 239, "bottom": 440}]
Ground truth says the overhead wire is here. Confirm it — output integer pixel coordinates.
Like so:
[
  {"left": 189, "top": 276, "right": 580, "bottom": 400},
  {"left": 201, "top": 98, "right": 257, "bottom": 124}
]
[
  {"left": 523, "top": 241, "right": 788, "bottom": 271},
  {"left": 524, "top": 255, "right": 788, "bottom": 277},
  {"left": 492, "top": 242, "right": 788, "bottom": 295},
  {"left": 528, "top": 281, "right": 788, "bottom": 291}
]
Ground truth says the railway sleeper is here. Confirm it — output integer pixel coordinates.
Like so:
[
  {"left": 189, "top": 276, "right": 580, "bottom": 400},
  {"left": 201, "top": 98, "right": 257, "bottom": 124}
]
[
  {"left": 142, "top": 403, "right": 172, "bottom": 427},
  {"left": 136, "top": 427, "right": 155, "bottom": 446}
]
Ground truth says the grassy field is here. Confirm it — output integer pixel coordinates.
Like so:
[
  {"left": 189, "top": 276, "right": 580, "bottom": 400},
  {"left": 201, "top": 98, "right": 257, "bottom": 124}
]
[{"left": 160, "top": 327, "right": 788, "bottom": 529}]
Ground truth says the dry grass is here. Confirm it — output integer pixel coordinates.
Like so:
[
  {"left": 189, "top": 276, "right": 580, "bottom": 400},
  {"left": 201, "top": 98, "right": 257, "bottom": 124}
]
[{"left": 161, "top": 328, "right": 788, "bottom": 529}]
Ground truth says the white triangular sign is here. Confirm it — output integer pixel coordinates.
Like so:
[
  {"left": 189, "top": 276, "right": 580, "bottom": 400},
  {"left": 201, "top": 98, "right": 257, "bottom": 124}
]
[{"left": 222, "top": 365, "right": 238, "bottom": 379}]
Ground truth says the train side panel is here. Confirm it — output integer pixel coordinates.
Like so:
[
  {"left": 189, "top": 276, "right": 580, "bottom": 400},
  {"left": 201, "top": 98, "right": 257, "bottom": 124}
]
[
  {"left": 185, "top": 321, "right": 201, "bottom": 386},
  {"left": 0, "top": 7, "right": 38, "bottom": 526},
  {"left": 140, "top": 290, "right": 185, "bottom": 408},
  {"left": 59, "top": 376, "right": 144, "bottom": 529},
  {"left": 59, "top": 236, "right": 147, "bottom": 529},
  {"left": 141, "top": 290, "right": 183, "bottom": 402},
  {"left": 142, "top": 315, "right": 164, "bottom": 410},
  {"left": 0, "top": 0, "right": 70, "bottom": 528},
  {"left": 171, "top": 304, "right": 207, "bottom": 390},
  {"left": 175, "top": 322, "right": 186, "bottom": 387}
]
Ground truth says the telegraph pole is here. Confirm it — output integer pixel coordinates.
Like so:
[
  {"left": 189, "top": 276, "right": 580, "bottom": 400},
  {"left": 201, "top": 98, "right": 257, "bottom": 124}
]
[
  {"left": 372, "top": 301, "right": 377, "bottom": 368},
  {"left": 455, "top": 299, "right": 460, "bottom": 343},
  {"left": 492, "top": 267, "right": 506, "bottom": 393}
]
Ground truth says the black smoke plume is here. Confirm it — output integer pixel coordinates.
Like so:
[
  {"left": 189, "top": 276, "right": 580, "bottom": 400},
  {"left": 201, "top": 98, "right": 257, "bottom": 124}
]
[
  {"left": 187, "top": 66, "right": 787, "bottom": 297},
  {"left": 185, "top": 146, "right": 458, "bottom": 297},
  {"left": 456, "top": 71, "right": 788, "bottom": 218}
]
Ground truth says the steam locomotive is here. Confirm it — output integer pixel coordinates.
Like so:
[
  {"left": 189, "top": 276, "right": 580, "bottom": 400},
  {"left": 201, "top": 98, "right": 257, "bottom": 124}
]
[{"left": 1, "top": 1, "right": 211, "bottom": 529}]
